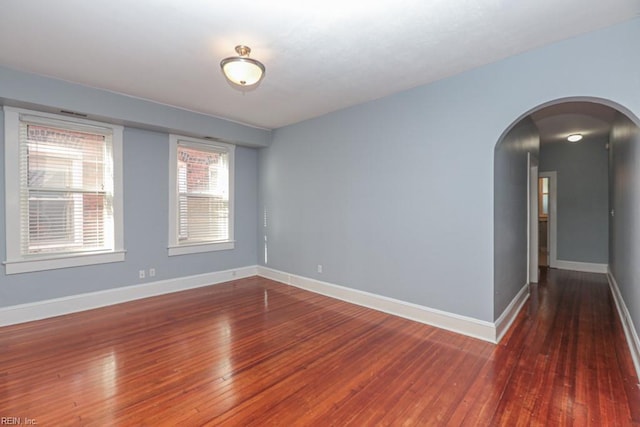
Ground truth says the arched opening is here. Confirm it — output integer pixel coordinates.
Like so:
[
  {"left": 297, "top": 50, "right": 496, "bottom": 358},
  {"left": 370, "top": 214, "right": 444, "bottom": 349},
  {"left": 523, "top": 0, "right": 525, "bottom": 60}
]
[{"left": 493, "top": 97, "right": 640, "bottom": 373}]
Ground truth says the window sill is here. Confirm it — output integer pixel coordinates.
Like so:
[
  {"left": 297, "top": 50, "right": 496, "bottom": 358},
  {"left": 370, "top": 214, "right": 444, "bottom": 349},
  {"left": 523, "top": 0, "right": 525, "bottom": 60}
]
[
  {"left": 4, "top": 250, "right": 126, "bottom": 275},
  {"left": 168, "top": 241, "right": 235, "bottom": 256}
]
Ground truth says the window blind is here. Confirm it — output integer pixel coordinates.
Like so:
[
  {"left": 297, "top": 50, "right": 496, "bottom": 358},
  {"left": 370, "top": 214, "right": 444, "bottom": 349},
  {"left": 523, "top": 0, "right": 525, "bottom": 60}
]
[
  {"left": 19, "top": 118, "right": 115, "bottom": 255},
  {"left": 176, "top": 143, "right": 229, "bottom": 245}
]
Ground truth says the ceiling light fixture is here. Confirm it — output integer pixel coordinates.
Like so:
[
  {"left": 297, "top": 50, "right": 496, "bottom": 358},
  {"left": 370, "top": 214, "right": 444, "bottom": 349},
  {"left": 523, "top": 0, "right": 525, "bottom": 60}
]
[
  {"left": 220, "top": 45, "right": 265, "bottom": 88},
  {"left": 567, "top": 133, "right": 583, "bottom": 143}
]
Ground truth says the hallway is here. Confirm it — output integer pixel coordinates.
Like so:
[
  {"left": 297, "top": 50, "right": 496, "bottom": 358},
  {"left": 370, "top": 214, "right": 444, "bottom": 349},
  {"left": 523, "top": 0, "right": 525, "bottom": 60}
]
[{"left": 490, "top": 268, "right": 640, "bottom": 424}]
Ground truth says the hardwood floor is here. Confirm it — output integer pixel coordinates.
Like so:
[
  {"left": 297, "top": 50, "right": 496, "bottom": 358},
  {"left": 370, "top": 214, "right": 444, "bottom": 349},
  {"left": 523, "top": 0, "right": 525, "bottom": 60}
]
[{"left": 1, "top": 269, "right": 639, "bottom": 425}]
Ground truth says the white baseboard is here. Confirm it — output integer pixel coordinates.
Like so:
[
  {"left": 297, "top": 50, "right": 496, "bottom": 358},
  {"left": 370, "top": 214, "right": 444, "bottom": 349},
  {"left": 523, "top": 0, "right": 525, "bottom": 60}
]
[
  {"left": 607, "top": 269, "right": 640, "bottom": 380},
  {"left": 495, "top": 282, "right": 530, "bottom": 343},
  {"left": 556, "top": 260, "right": 608, "bottom": 274},
  {"left": 0, "top": 265, "right": 258, "bottom": 327},
  {"left": 3, "top": 264, "right": 529, "bottom": 346},
  {"left": 257, "top": 266, "right": 497, "bottom": 343}
]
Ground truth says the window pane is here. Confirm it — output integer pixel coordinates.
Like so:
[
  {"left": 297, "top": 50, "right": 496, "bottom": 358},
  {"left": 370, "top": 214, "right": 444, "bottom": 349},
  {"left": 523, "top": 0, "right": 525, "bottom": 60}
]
[
  {"left": 22, "top": 122, "right": 113, "bottom": 255},
  {"left": 178, "top": 146, "right": 228, "bottom": 196},
  {"left": 27, "top": 125, "right": 106, "bottom": 191},
  {"left": 176, "top": 143, "right": 230, "bottom": 245},
  {"left": 82, "top": 193, "right": 106, "bottom": 249},
  {"left": 28, "top": 191, "right": 75, "bottom": 248},
  {"left": 542, "top": 194, "right": 549, "bottom": 215},
  {"left": 28, "top": 190, "right": 107, "bottom": 254},
  {"left": 179, "top": 196, "right": 228, "bottom": 242},
  {"left": 541, "top": 177, "right": 549, "bottom": 194},
  {"left": 28, "top": 152, "right": 74, "bottom": 188}
]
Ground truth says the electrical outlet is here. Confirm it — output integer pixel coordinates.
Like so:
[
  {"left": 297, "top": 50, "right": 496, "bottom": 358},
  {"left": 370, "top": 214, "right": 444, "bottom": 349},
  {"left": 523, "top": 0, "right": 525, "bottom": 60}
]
[
  {"left": 149, "top": 268, "right": 156, "bottom": 277},
  {"left": 317, "top": 264, "right": 323, "bottom": 273},
  {"left": 139, "top": 269, "right": 145, "bottom": 279}
]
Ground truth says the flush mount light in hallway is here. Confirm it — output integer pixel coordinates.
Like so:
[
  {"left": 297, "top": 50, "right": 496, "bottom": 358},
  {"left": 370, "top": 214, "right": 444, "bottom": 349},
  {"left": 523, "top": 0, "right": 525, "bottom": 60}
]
[
  {"left": 220, "top": 45, "right": 266, "bottom": 88},
  {"left": 567, "top": 133, "right": 583, "bottom": 143}
]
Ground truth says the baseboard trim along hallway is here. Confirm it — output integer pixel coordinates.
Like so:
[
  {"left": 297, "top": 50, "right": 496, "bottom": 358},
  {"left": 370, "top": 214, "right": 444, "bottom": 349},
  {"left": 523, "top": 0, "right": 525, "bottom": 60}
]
[
  {"left": 494, "top": 282, "right": 530, "bottom": 343},
  {"left": 556, "top": 260, "right": 608, "bottom": 274},
  {"left": 607, "top": 269, "right": 640, "bottom": 380}
]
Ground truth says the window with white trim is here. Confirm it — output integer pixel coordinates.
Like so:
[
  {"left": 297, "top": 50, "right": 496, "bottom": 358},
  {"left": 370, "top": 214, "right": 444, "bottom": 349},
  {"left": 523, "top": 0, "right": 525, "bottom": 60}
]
[
  {"left": 168, "top": 135, "right": 235, "bottom": 256},
  {"left": 3, "top": 107, "right": 125, "bottom": 274}
]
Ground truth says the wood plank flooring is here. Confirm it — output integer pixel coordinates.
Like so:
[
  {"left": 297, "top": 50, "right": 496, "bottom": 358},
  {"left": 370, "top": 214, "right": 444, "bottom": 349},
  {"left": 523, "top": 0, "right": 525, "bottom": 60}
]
[{"left": 1, "top": 269, "right": 639, "bottom": 425}]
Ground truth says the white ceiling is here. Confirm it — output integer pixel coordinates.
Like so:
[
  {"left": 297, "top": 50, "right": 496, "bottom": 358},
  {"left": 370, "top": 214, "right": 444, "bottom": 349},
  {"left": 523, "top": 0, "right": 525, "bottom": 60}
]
[{"left": 0, "top": 0, "right": 639, "bottom": 130}]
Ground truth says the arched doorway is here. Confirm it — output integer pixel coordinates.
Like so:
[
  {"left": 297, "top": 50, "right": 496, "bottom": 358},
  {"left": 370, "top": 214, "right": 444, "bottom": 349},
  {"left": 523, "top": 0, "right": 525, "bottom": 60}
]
[{"left": 493, "top": 97, "right": 640, "bottom": 371}]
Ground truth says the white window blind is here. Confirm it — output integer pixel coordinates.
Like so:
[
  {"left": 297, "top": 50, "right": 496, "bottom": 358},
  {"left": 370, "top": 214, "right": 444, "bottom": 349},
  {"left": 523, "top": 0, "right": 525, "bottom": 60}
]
[
  {"left": 168, "top": 135, "right": 234, "bottom": 255},
  {"left": 177, "top": 144, "right": 229, "bottom": 244},
  {"left": 19, "top": 118, "right": 115, "bottom": 255}
]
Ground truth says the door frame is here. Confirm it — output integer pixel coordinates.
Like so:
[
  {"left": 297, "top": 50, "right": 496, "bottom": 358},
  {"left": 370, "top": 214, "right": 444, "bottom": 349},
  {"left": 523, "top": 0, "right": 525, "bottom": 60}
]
[
  {"left": 539, "top": 171, "right": 557, "bottom": 268},
  {"left": 528, "top": 153, "right": 539, "bottom": 283}
]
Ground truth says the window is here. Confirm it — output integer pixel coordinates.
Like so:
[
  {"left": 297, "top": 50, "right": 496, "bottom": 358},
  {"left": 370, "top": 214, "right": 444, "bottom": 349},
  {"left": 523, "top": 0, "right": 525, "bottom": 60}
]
[
  {"left": 168, "top": 135, "right": 235, "bottom": 256},
  {"left": 538, "top": 176, "right": 549, "bottom": 218},
  {"left": 3, "top": 107, "right": 124, "bottom": 274}
]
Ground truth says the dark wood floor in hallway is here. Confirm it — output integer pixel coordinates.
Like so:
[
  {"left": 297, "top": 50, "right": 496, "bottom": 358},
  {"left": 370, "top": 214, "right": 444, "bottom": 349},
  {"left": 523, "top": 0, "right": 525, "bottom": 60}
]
[{"left": 1, "top": 269, "right": 639, "bottom": 425}]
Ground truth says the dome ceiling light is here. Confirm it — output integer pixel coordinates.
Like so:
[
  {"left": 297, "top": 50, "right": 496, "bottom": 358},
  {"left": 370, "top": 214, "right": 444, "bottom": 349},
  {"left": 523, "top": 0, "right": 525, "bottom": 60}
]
[
  {"left": 220, "top": 45, "right": 266, "bottom": 88},
  {"left": 567, "top": 133, "right": 583, "bottom": 143}
]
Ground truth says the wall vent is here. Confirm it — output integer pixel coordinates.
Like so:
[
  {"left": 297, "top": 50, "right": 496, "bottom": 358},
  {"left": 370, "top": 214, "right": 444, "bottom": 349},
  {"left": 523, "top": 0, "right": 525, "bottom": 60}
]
[{"left": 59, "top": 109, "right": 88, "bottom": 118}]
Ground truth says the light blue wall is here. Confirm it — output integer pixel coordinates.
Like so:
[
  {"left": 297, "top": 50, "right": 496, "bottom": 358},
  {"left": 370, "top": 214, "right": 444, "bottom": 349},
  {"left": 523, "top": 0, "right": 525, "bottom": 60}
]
[
  {"left": 540, "top": 137, "right": 609, "bottom": 263},
  {"left": 0, "top": 94, "right": 261, "bottom": 308},
  {"left": 0, "top": 66, "right": 271, "bottom": 147},
  {"left": 494, "top": 118, "right": 539, "bottom": 318},
  {"left": 609, "top": 112, "right": 640, "bottom": 343},
  {"left": 260, "top": 18, "right": 640, "bottom": 322}
]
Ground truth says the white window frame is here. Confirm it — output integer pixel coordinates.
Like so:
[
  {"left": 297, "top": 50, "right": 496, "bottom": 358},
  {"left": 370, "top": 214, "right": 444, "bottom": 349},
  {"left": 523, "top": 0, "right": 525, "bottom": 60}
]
[
  {"left": 3, "top": 106, "right": 125, "bottom": 274},
  {"left": 168, "top": 134, "right": 235, "bottom": 256}
]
